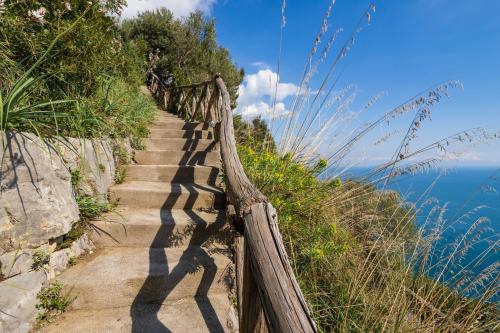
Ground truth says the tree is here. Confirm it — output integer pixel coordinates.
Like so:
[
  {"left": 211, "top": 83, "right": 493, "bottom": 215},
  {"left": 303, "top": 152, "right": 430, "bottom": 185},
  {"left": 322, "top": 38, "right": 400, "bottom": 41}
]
[
  {"left": 0, "top": 0, "right": 142, "bottom": 99},
  {"left": 121, "top": 9, "right": 244, "bottom": 103}
]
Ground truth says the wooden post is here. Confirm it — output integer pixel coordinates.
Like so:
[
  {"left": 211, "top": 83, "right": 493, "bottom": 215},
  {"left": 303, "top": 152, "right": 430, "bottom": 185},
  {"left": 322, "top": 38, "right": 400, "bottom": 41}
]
[
  {"left": 236, "top": 235, "right": 269, "bottom": 333},
  {"left": 163, "top": 89, "right": 170, "bottom": 110},
  {"left": 191, "top": 87, "right": 198, "bottom": 120},
  {"left": 192, "top": 83, "right": 208, "bottom": 121},
  {"left": 204, "top": 85, "right": 211, "bottom": 121},
  {"left": 215, "top": 76, "right": 317, "bottom": 333},
  {"left": 177, "top": 91, "right": 185, "bottom": 116}
]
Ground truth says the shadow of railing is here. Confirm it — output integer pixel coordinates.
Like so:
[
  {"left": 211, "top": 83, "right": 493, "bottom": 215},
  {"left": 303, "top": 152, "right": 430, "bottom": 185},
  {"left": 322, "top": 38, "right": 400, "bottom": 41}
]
[{"left": 129, "top": 147, "right": 229, "bottom": 332}]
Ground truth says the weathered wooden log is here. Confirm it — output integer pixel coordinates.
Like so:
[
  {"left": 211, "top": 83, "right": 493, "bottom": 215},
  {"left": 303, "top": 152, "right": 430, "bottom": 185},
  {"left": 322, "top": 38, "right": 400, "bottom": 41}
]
[
  {"left": 191, "top": 87, "right": 198, "bottom": 119},
  {"left": 236, "top": 235, "right": 269, "bottom": 333},
  {"left": 163, "top": 89, "right": 170, "bottom": 110},
  {"left": 215, "top": 77, "right": 266, "bottom": 213},
  {"left": 207, "top": 86, "right": 219, "bottom": 123},
  {"left": 215, "top": 76, "right": 316, "bottom": 333},
  {"left": 176, "top": 91, "right": 185, "bottom": 116},
  {"left": 203, "top": 85, "right": 211, "bottom": 120},
  {"left": 192, "top": 83, "right": 208, "bottom": 121}
]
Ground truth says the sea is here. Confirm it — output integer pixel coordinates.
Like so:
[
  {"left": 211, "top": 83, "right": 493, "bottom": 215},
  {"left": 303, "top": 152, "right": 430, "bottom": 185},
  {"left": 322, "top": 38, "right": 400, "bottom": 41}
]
[{"left": 345, "top": 167, "right": 500, "bottom": 300}]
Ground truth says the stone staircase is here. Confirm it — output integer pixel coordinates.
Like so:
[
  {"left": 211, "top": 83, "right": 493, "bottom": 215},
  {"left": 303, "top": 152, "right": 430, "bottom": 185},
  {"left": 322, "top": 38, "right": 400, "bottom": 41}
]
[{"left": 38, "top": 112, "right": 237, "bottom": 333}]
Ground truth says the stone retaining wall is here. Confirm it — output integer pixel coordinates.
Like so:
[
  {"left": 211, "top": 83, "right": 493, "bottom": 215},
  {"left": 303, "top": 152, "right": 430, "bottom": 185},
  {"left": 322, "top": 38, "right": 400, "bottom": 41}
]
[{"left": 0, "top": 132, "right": 130, "bottom": 332}]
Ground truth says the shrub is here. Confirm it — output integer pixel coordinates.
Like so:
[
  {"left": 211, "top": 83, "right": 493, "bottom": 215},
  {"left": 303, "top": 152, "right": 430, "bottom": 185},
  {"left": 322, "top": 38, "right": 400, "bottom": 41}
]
[
  {"left": 0, "top": 1, "right": 138, "bottom": 100},
  {"left": 76, "top": 195, "right": 113, "bottom": 222},
  {"left": 121, "top": 8, "right": 244, "bottom": 102},
  {"left": 36, "top": 281, "right": 75, "bottom": 322},
  {"left": 31, "top": 250, "right": 51, "bottom": 271},
  {"left": 237, "top": 121, "right": 497, "bottom": 332},
  {"left": 0, "top": 1, "right": 153, "bottom": 140},
  {"left": 60, "top": 77, "right": 156, "bottom": 139},
  {"left": 70, "top": 169, "right": 82, "bottom": 187},
  {"left": 114, "top": 166, "right": 127, "bottom": 184}
]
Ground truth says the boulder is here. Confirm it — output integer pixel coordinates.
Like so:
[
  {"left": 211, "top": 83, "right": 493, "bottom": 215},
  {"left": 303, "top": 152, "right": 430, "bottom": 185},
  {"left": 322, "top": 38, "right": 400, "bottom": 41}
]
[
  {"left": 60, "top": 138, "right": 116, "bottom": 200},
  {"left": 0, "top": 270, "right": 48, "bottom": 333},
  {"left": 0, "top": 133, "right": 80, "bottom": 254},
  {"left": 0, "top": 234, "right": 95, "bottom": 279},
  {"left": 49, "top": 234, "right": 95, "bottom": 277},
  {"left": 0, "top": 249, "right": 35, "bottom": 279}
]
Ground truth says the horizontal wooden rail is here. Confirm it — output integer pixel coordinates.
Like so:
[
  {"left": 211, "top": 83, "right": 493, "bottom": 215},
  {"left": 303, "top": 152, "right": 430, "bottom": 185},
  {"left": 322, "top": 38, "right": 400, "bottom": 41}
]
[{"left": 147, "top": 71, "right": 317, "bottom": 332}]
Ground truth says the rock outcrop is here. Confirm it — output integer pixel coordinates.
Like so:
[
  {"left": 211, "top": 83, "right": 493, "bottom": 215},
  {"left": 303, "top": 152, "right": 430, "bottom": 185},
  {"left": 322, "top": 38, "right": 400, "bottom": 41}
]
[
  {"left": 0, "top": 131, "right": 125, "bottom": 333},
  {"left": 0, "top": 132, "right": 79, "bottom": 254}
]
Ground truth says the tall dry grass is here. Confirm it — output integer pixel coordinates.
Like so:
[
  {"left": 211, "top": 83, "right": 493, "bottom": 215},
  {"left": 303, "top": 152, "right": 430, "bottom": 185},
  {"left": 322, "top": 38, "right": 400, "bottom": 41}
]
[{"left": 237, "top": 1, "right": 500, "bottom": 332}]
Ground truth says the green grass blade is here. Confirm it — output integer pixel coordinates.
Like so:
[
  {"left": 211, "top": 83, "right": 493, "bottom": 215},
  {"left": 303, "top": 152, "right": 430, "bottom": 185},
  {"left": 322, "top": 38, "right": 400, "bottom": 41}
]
[
  {"left": 14, "top": 100, "right": 76, "bottom": 114},
  {"left": 5, "top": 77, "right": 35, "bottom": 113},
  {"left": 0, "top": 91, "right": 4, "bottom": 130}
]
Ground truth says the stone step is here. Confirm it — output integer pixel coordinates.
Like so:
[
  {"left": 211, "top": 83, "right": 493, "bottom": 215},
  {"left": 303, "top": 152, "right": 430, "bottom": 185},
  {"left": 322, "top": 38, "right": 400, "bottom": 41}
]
[
  {"left": 150, "top": 122, "right": 211, "bottom": 131},
  {"left": 148, "top": 129, "right": 214, "bottom": 139},
  {"left": 110, "top": 181, "right": 225, "bottom": 209},
  {"left": 144, "top": 138, "right": 218, "bottom": 151},
  {"left": 134, "top": 150, "right": 220, "bottom": 167},
  {"left": 38, "top": 294, "right": 236, "bottom": 333},
  {"left": 155, "top": 115, "right": 183, "bottom": 121},
  {"left": 125, "top": 165, "right": 220, "bottom": 185},
  {"left": 50, "top": 247, "right": 232, "bottom": 311},
  {"left": 92, "top": 208, "right": 230, "bottom": 248},
  {"left": 156, "top": 112, "right": 182, "bottom": 119}
]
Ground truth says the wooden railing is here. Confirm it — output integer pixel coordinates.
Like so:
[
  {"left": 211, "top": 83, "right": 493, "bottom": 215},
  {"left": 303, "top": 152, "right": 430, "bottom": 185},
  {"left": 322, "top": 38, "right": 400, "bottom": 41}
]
[
  {"left": 148, "top": 74, "right": 317, "bottom": 333},
  {"left": 148, "top": 73, "right": 222, "bottom": 123}
]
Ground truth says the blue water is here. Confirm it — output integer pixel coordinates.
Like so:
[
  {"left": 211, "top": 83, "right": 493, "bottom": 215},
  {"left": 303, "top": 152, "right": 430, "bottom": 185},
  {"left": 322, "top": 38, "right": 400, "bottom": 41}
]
[{"left": 345, "top": 167, "right": 500, "bottom": 299}]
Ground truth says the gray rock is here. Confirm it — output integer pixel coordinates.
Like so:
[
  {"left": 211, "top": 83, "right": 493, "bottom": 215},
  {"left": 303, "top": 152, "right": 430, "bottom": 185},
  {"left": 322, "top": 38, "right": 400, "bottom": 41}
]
[
  {"left": 0, "top": 209, "right": 14, "bottom": 256},
  {"left": 0, "top": 250, "right": 33, "bottom": 278},
  {"left": 48, "top": 234, "right": 94, "bottom": 276},
  {"left": 48, "top": 249, "right": 71, "bottom": 276},
  {"left": 0, "top": 133, "right": 80, "bottom": 253},
  {"left": 61, "top": 138, "right": 116, "bottom": 201},
  {"left": 69, "top": 233, "right": 94, "bottom": 257},
  {"left": 0, "top": 270, "right": 48, "bottom": 333},
  {"left": 0, "top": 243, "right": 54, "bottom": 279},
  {"left": 114, "top": 138, "right": 134, "bottom": 165}
]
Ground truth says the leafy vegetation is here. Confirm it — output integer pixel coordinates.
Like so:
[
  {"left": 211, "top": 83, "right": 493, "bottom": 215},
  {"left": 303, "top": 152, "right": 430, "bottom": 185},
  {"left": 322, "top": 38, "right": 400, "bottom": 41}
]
[
  {"left": 236, "top": 118, "right": 498, "bottom": 332},
  {"left": 121, "top": 8, "right": 244, "bottom": 102},
  {"left": 56, "top": 195, "right": 114, "bottom": 250},
  {"left": 0, "top": 1, "right": 155, "bottom": 139},
  {"left": 114, "top": 166, "right": 127, "bottom": 184},
  {"left": 31, "top": 250, "right": 51, "bottom": 271},
  {"left": 1, "top": 1, "right": 496, "bottom": 331},
  {"left": 35, "top": 281, "right": 75, "bottom": 322}
]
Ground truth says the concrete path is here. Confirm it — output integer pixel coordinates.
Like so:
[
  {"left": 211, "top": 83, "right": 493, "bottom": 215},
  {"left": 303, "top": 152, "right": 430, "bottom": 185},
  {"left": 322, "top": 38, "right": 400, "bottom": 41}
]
[{"left": 38, "top": 112, "right": 237, "bottom": 333}]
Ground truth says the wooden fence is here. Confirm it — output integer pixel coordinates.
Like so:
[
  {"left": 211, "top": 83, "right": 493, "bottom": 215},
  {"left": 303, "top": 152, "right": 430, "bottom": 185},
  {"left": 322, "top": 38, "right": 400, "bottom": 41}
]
[{"left": 148, "top": 73, "right": 317, "bottom": 333}]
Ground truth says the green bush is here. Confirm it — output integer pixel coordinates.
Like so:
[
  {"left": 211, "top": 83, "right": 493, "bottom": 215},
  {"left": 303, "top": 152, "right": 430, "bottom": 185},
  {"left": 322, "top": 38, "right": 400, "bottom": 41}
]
[
  {"left": 76, "top": 195, "right": 113, "bottom": 222},
  {"left": 0, "top": 1, "right": 138, "bottom": 98},
  {"left": 236, "top": 120, "right": 496, "bottom": 332},
  {"left": 0, "top": 1, "right": 153, "bottom": 139},
  {"left": 121, "top": 8, "right": 244, "bottom": 102},
  {"left": 36, "top": 281, "right": 75, "bottom": 322},
  {"left": 63, "top": 77, "right": 156, "bottom": 139},
  {"left": 31, "top": 250, "right": 51, "bottom": 271}
]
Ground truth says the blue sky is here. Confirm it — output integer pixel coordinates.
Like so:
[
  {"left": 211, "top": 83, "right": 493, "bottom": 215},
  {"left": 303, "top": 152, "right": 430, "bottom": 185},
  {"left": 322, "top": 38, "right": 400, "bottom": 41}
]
[{"left": 123, "top": 0, "right": 500, "bottom": 166}]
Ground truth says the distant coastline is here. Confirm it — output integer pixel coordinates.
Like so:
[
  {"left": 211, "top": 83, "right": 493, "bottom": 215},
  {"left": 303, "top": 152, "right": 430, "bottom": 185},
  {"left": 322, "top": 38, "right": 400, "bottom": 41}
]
[{"left": 346, "top": 166, "right": 499, "bottom": 299}]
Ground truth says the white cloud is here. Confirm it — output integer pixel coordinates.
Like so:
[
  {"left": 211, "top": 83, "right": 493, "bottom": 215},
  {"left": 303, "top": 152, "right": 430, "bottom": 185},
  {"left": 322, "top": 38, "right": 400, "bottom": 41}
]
[
  {"left": 121, "top": 0, "right": 216, "bottom": 19},
  {"left": 250, "top": 61, "right": 270, "bottom": 70},
  {"left": 236, "top": 69, "right": 299, "bottom": 120},
  {"left": 238, "top": 102, "right": 291, "bottom": 120}
]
